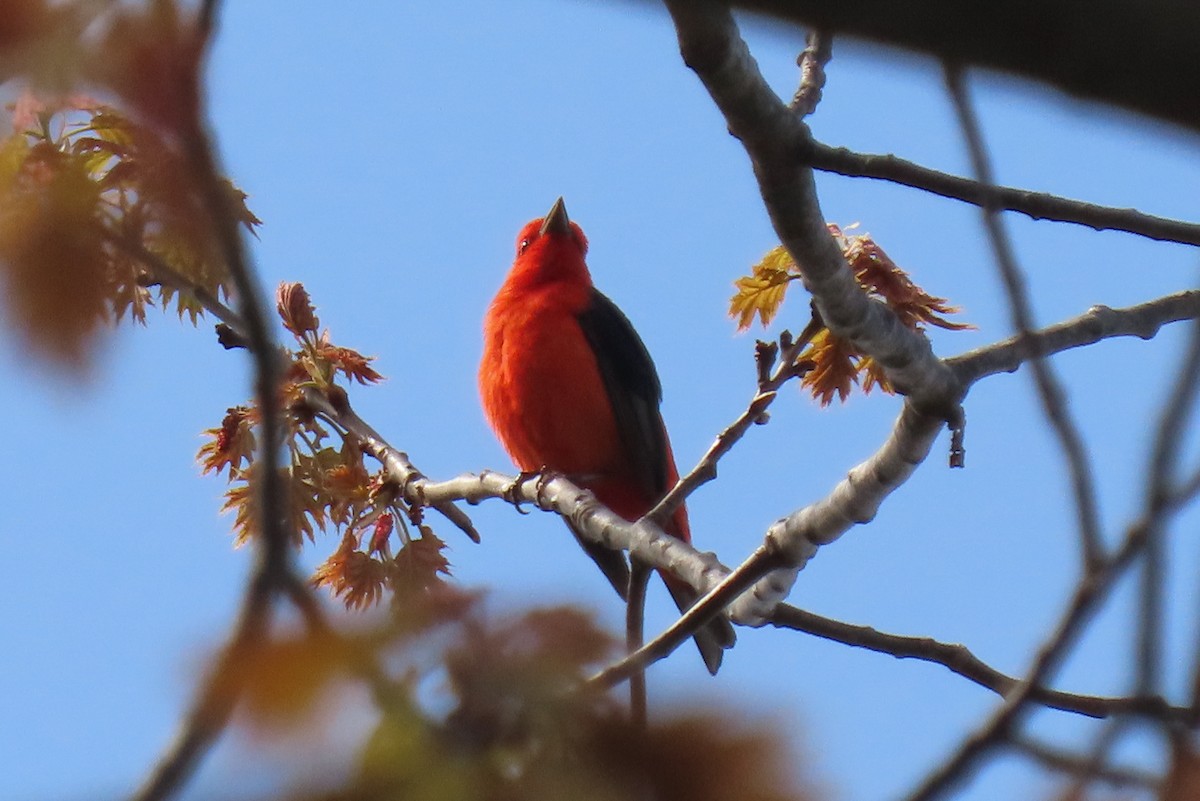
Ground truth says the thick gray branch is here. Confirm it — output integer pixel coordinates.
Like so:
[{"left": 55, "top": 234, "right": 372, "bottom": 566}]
[
  {"left": 731, "top": 294, "right": 1200, "bottom": 623},
  {"left": 664, "top": 0, "right": 962, "bottom": 412}
]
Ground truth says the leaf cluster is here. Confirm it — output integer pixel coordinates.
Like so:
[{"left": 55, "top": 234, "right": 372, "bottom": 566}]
[
  {"left": 730, "top": 224, "right": 971, "bottom": 403},
  {"left": 0, "top": 97, "right": 258, "bottom": 367},
  {"left": 199, "top": 283, "right": 451, "bottom": 610},
  {"left": 0, "top": 1, "right": 261, "bottom": 371}
]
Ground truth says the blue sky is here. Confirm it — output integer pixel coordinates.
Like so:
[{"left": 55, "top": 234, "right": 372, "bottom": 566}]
[{"left": 2, "top": 2, "right": 1199, "bottom": 800}]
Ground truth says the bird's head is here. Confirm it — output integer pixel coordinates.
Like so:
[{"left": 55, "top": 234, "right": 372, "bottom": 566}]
[{"left": 508, "top": 197, "right": 591, "bottom": 287}]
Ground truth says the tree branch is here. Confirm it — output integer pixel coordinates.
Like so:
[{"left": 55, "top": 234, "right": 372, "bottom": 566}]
[
  {"left": 899, "top": 519, "right": 1157, "bottom": 801},
  {"left": 945, "top": 66, "right": 1103, "bottom": 570},
  {"left": 1009, "top": 735, "right": 1161, "bottom": 791},
  {"left": 664, "top": 0, "right": 962, "bottom": 414},
  {"left": 727, "top": 0, "right": 1200, "bottom": 136},
  {"left": 645, "top": 319, "right": 819, "bottom": 529},
  {"left": 767, "top": 605, "right": 1186, "bottom": 722},
  {"left": 131, "top": 6, "right": 303, "bottom": 798},
  {"left": 303, "top": 391, "right": 480, "bottom": 543},
  {"left": 947, "top": 292, "right": 1200, "bottom": 385},
  {"left": 806, "top": 140, "right": 1200, "bottom": 247},
  {"left": 789, "top": 30, "right": 832, "bottom": 117}
]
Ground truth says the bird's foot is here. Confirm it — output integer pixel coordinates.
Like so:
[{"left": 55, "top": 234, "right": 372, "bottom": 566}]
[
  {"left": 501, "top": 467, "right": 565, "bottom": 513},
  {"left": 501, "top": 469, "right": 543, "bottom": 513}
]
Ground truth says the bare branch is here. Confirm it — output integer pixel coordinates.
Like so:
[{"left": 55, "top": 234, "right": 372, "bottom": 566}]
[
  {"left": 945, "top": 65, "right": 1103, "bottom": 571},
  {"left": 767, "top": 605, "right": 1186, "bottom": 722},
  {"left": 789, "top": 30, "right": 832, "bottom": 117},
  {"left": 899, "top": 521, "right": 1156, "bottom": 801},
  {"left": 732, "top": 401, "right": 944, "bottom": 620},
  {"left": 645, "top": 316, "right": 819, "bottom": 529},
  {"left": 948, "top": 292, "right": 1200, "bottom": 386},
  {"left": 726, "top": 0, "right": 1200, "bottom": 135},
  {"left": 1010, "top": 735, "right": 1161, "bottom": 790},
  {"left": 587, "top": 545, "right": 787, "bottom": 689},
  {"left": 806, "top": 140, "right": 1200, "bottom": 247}
]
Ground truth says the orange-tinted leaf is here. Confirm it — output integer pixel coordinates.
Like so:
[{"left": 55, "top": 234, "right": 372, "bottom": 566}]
[
  {"left": 233, "top": 631, "right": 357, "bottom": 733},
  {"left": 0, "top": 139, "right": 109, "bottom": 369},
  {"left": 220, "top": 479, "right": 256, "bottom": 548},
  {"left": 834, "top": 224, "right": 972, "bottom": 332},
  {"left": 391, "top": 530, "right": 451, "bottom": 597},
  {"left": 278, "top": 281, "right": 319, "bottom": 337},
  {"left": 729, "top": 246, "right": 798, "bottom": 331},
  {"left": 800, "top": 329, "right": 861, "bottom": 406},
  {"left": 313, "top": 531, "right": 388, "bottom": 610},
  {"left": 857, "top": 354, "right": 892, "bottom": 396},
  {"left": 223, "top": 180, "right": 262, "bottom": 233},
  {"left": 197, "top": 405, "right": 256, "bottom": 475},
  {"left": 315, "top": 336, "right": 383, "bottom": 385}
]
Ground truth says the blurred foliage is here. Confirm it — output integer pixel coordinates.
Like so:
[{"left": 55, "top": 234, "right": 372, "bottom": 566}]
[{"left": 227, "top": 592, "right": 814, "bottom": 801}]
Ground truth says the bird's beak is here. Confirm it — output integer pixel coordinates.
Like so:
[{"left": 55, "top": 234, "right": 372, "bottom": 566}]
[{"left": 539, "top": 197, "right": 571, "bottom": 236}]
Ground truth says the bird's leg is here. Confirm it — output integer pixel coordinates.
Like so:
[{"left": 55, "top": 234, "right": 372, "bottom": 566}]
[{"left": 627, "top": 558, "right": 652, "bottom": 730}]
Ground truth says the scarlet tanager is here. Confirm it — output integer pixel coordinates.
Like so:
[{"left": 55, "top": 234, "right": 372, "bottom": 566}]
[{"left": 479, "top": 198, "right": 735, "bottom": 674}]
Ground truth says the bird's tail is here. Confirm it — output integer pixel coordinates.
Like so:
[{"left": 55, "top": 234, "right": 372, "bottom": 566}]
[
  {"left": 663, "top": 575, "right": 737, "bottom": 675},
  {"left": 567, "top": 520, "right": 632, "bottom": 600}
]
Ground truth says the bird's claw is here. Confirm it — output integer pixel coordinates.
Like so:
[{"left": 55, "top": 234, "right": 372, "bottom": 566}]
[
  {"left": 501, "top": 467, "right": 560, "bottom": 513},
  {"left": 501, "top": 470, "right": 540, "bottom": 513}
]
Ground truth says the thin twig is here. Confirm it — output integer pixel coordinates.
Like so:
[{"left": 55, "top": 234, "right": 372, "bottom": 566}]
[
  {"left": 805, "top": 140, "right": 1200, "bottom": 247},
  {"left": 767, "top": 605, "right": 1185, "bottom": 722},
  {"left": 645, "top": 316, "right": 819, "bottom": 529},
  {"left": 898, "top": 521, "right": 1156, "bottom": 801},
  {"left": 946, "top": 65, "right": 1104, "bottom": 572},
  {"left": 1010, "top": 735, "right": 1161, "bottom": 790},
  {"left": 1145, "top": 312, "right": 1200, "bottom": 719},
  {"left": 789, "top": 30, "right": 832, "bottom": 116}
]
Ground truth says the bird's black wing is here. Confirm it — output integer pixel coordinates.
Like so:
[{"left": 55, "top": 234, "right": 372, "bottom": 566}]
[{"left": 576, "top": 288, "right": 668, "bottom": 498}]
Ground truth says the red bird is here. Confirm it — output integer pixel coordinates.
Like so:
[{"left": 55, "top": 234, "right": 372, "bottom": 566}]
[{"left": 479, "top": 197, "right": 734, "bottom": 674}]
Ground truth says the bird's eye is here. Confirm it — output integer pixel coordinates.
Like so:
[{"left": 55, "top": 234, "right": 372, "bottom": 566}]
[{"left": 518, "top": 238, "right": 531, "bottom": 254}]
